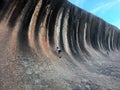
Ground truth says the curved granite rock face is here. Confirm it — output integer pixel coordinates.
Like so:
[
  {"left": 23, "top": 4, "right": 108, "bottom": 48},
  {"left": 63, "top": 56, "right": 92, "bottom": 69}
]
[{"left": 0, "top": 0, "right": 120, "bottom": 90}]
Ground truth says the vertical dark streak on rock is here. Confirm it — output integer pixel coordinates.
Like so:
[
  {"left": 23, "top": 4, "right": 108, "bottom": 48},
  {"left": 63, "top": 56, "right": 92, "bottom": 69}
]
[
  {"left": 0, "top": 0, "right": 13, "bottom": 21},
  {"left": 68, "top": 5, "right": 81, "bottom": 59},
  {"left": 101, "top": 21, "right": 106, "bottom": 50},
  {"left": 78, "top": 11, "right": 90, "bottom": 56},
  {"left": 86, "top": 14, "right": 92, "bottom": 47},
  {"left": 116, "top": 32, "right": 120, "bottom": 50},
  {"left": 109, "top": 29, "right": 114, "bottom": 51},
  {"left": 59, "top": 3, "right": 67, "bottom": 52},
  {"left": 118, "top": 34, "right": 120, "bottom": 50},
  {"left": 8, "top": 0, "right": 28, "bottom": 27},
  {"left": 0, "top": 0, "right": 5, "bottom": 11},
  {"left": 98, "top": 21, "right": 104, "bottom": 50},
  {"left": 104, "top": 24, "right": 110, "bottom": 51},
  {"left": 90, "top": 16, "right": 98, "bottom": 50},
  {"left": 34, "top": 0, "right": 49, "bottom": 43},
  {"left": 18, "top": 0, "right": 38, "bottom": 52},
  {"left": 113, "top": 30, "right": 116, "bottom": 50},
  {"left": 47, "top": 0, "right": 65, "bottom": 47}
]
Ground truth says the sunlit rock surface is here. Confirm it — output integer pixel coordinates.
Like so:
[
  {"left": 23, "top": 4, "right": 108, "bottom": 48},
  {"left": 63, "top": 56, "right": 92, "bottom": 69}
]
[{"left": 0, "top": 0, "right": 120, "bottom": 90}]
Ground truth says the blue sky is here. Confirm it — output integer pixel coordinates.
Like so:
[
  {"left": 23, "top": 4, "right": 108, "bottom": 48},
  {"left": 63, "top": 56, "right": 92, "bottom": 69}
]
[{"left": 68, "top": 0, "right": 120, "bottom": 29}]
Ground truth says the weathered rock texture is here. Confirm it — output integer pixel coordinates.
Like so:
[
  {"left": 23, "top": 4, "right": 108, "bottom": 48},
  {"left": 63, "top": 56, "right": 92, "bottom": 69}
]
[{"left": 0, "top": 0, "right": 120, "bottom": 90}]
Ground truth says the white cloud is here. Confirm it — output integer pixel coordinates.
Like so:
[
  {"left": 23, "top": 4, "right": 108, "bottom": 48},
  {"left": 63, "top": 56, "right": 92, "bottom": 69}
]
[{"left": 91, "top": 0, "right": 120, "bottom": 14}]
